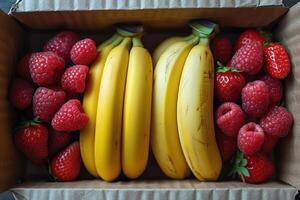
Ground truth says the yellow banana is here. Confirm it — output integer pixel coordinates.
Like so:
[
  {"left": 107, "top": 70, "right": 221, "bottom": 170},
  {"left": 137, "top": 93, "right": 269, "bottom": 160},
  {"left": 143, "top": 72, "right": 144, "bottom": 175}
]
[
  {"left": 80, "top": 34, "right": 123, "bottom": 177},
  {"left": 122, "top": 37, "right": 153, "bottom": 179},
  {"left": 95, "top": 37, "right": 131, "bottom": 181},
  {"left": 177, "top": 37, "right": 222, "bottom": 181},
  {"left": 151, "top": 37, "right": 198, "bottom": 179}
]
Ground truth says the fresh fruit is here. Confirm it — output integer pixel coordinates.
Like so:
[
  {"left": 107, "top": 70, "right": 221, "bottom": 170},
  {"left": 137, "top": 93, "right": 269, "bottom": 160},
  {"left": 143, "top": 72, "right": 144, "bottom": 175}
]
[
  {"left": 260, "top": 106, "right": 293, "bottom": 137},
  {"left": 241, "top": 80, "right": 270, "bottom": 118},
  {"left": 15, "top": 121, "right": 48, "bottom": 163},
  {"left": 50, "top": 141, "right": 81, "bottom": 182},
  {"left": 211, "top": 36, "right": 232, "bottom": 64},
  {"left": 33, "top": 87, "right": 66, "bottom": 122},
  {"left": 43, "top": 31, "right": 80, "bottom": 63},
  {"left": 216, "top": 129, "right": 237, "bottom": 162},
  {"left": 235, "top": 30, "right": 265, "bottom": 51},
  {"left": 152, "top": 37, "right": 198, "bottom": 179},
  {"left": 61, "top": 65, "right": 89, "bottom": 93},
  {"left": 260, "top": 74, "right": 283, "bottom": 106},
  {"left": 17, "top": 53, "right": 33, "bottom": 81},
  {"left": 48, "top": 129, "right": 73, "bottom": 156},
  {"left": 9, "top": 79, "right": 34, "bottom": 110},
  {"left": 29, "top": 51, "right": 65, "bottom": 86},
  {"left": 216, "top": 102, "right": 246, "bottom": 137},
  {"left": 52, "top": 99, "right": 89, "bottom": 132},
  {"left": 238, "top": 122, "right": 264, "bottom": 155},
  {"left": 70, "top": 38, "right": 97, "bottom": 65},
  {"left": 264, "top": 43, "right": 291, "bottom": 79},
  {"left": 229, "top": 41, "right": 263, "bottom": 75},
  {"left": 122, "top": 37, "right": 153, "bottom": 179},
  {"left": 95, "top": 38, "right": 131, "bottom": 181},
  {"left": 215, "top": 66, "right": 245, "bottom": 103},
  {"left": 262, "top": 134, "right": 279, "bottom": 153}
]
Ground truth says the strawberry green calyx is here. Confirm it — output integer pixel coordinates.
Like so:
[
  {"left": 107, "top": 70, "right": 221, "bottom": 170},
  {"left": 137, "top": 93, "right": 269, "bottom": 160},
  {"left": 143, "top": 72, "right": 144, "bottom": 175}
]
[
  {"left": 216, "top": 61, "right": 240, "bottom": 73},
  {"left": 17, "top": 117, "right": 41, "bottom": 129},
  {"left": 116, "top": 24, "right": 143, "bottom": 37},
  {"left": 257, "top": 29, "right": 273, "bottom": 47},
  {"left": 229, "top": 151, "right": 250, "bottom": 182},
  {"left": 189, "top": 19, "right": 219, "bottom": 39}
]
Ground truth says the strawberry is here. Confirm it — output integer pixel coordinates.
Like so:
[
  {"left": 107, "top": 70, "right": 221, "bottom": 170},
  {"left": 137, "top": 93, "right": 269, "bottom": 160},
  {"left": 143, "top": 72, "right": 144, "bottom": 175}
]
[
  {"left": 14, "top": 120, "right": 48, "bottom": 163},
  {"left": 262, "top": 134, "right": 279, "bottom": 154},
  {"left": 9, "top": 79, "right": 34, "bottom": 110},
  {"left": 17, "top": 53, "right": 33, "bottom": 82},
  {"left": 229, "top": 41, "right": 263, "bottom": 75},
  {"left": 216, "top": 129, "right": 237, "bottom": 162},
  {"left": 61, "top": 65, "right": 89, "bottom": 93},
  {"left": 43, "top": 31, "right": 80, "bottom": 63},
  {"left": 235, "top": 29, "right": 265, "bottom": 51},
  {"left": 50, "top": 141, "right": 81, "bottom": 181},
  {"left": 260, "top": 74, "right": 283, "bottom": 106},
  {"left": 52, "top": 99, "right": 89, "bottom": 131},
  {"left": 241, "top": 80, "right": 270, "bottom": 118},
  {"left": 48, "top": 129, "right": 73, "bottom": 156},
  {"left": 238, "top": 122, "right": 264, "bottom": 155},
  {"left": 260, "top": 106, "right": 293, "bottom": 137},
  {"left": 231, "top": 151, "right": 274, "bottom": 184},
  {"left": 264, "top": 43, "right": 291, "bottom": 79},
  {"left": 70, "top": 38, "right": 97, "bottom": 65},
  {"left": 211, "top": 36, "right": 232, "bottom": 64},
  {"left": 216, "top": 102, "right": 246, "bottom": 137},
  {"left": 215, "top": 65, "right": 246, "bottom": 103},
  {"left": 29, "top": 52, "right": 65, "bottom": 86}
]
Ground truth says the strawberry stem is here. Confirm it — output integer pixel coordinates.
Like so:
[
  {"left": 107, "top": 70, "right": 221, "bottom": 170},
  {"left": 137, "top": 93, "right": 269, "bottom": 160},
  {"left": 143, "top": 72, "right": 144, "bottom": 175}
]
[{"left": 216, "top": 62, "right": 241, "bottom": 73}]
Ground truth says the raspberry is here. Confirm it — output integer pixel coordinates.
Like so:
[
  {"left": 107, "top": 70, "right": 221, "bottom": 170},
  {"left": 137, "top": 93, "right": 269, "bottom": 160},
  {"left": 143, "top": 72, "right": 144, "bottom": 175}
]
[
  {"left": 33, "top": 87, "right": 66, "bottom": 122},
  {"left": 70, "top": 38, "right": 97, "bottom": 65},
  {"left": 262, "top": 134, "right": 279, "bottom": 153},
  {"left": 29, "top": 52, "right": 65, "bottom": 86},
  {"left": 61, "top": 65, "right": 89, "bottom": 93},
  {"left": 216, "top": 129, "right": 237, "bottom": 162},
  {"left": 238, "top": 122, "right": 264, "bottom": 155},
  {"left": 241, "top": 80, "right": 270, "bottom": 118},
  {"left": 260, "top": 75, "right": 283, "bottom": 106},
  {"left": 260, "top": 106, "right": 293, "bottom": 137},
  {"left": 10, "top": 79, "right": 34, "bottom": 109},
  {"left": 17, "top": 53, "right": 33, "bottom": 82},
  {"left": 216, "top": 102, "right": 246, "bottom": 137},
  {"left": 52, "top": 99, "right": 89, "bottom": 131},
  {"left": 43, "top": 31, "right": 80, "bottom": 63}
]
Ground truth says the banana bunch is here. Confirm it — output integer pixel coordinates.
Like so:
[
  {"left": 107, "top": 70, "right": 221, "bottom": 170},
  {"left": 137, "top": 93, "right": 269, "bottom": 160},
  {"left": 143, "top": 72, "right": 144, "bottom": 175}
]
[
  {"left": 80, "top": 26, "right": 153, "bottom": 181},
  {"left": 152, "top": 20, "right": 222, "bottom": 181}
]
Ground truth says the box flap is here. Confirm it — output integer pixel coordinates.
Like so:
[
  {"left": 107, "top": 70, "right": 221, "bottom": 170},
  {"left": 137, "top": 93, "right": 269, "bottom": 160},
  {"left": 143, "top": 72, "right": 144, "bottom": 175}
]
[{"left": 275, "top": 1, "right": 300, "bottom": 190}]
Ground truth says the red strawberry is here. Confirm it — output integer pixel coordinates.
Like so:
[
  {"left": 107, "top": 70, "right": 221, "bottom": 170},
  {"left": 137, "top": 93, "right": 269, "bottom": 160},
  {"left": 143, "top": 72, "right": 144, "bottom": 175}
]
[
  {"left": 33, "top": 87, "right": 66, "bottom": 122},
  {"left": 215, "top": 65, "right": 246, "bottom": 103},
  {"left": 262, "top": 134, "right": 279, "bottom": 153},
  {"left": 43, "top": 31, "right": 80, "bottom": 63},
  {"left": 61, "top": 65, "right": 89, "bottom": 93},
  {"left": 10, "top": 79, "right": 34, "bottom": 110},
  {"left": 211, "top": 36, "right": 232, "bottom": 64},
  {"left": 241, "top": 80, "right": 270, "bottom": 118},
  {"left": 260, "top": 74, "right": 283, "bottom": 106},
  {"left": 216, "top": 102, "right": 246, "bottom": 137},
  {"left": 70, "top": 38, "right": 97, "bottom": 65},
  {"left": 260, "top": 106, "right": 293, "bottom": 137},
  {"left": 50, "top": 141, "right": 81, "bottom": 181},
  {"left": 229, "top": 41, "right": 263, "bottom": 75},
  {"left": 17, "top": 53, "right": 33, "bottom": 81},
  {"left": 235, "top": 29, "right": 265, "bottom": 51},
  {"left": 49, "top": 129, "right": 73, "bottom": 156},
  {"left": 238, "top": 122, "right": 264, "bottom": 155},
  {"left": 29, "top": 52, "right": 65, "bottom": 86},
  {"left": 52, "top": 99, "right": 89, "bottom": 131},
  {"left": 14, "top": 121, "right": 48, "bottom": 163},
  {"left": 216, "top": 129, "right": 237, "bottom": 162},
  {"left": 264, "top": 43, "right": 291, "bottom": 79}
]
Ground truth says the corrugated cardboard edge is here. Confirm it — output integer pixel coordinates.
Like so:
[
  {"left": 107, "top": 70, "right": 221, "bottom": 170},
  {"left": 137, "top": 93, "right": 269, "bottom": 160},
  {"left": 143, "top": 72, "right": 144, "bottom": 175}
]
[{"left": 275, "top": 1, "right": 300, "bottom": 190}]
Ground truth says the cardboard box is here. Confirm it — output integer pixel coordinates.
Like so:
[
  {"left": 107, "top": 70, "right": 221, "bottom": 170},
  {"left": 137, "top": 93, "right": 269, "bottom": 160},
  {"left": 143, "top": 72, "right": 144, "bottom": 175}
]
[{"left": 0, "top": 0, "right": 299, "bottom": 199}]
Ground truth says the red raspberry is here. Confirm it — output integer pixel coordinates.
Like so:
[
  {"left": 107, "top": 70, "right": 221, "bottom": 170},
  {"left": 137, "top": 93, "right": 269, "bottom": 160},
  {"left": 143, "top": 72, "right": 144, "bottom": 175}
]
[
  {"left": 238, "top": 122, "right": 264, "bottom": 155},
  {"left": 234, "top": 30, "right": 265, "bottom": 51},
  {"left": 49, "top": 129, "right": 73, "bottom": 156},
  {"left": 260, "top": 74, "right": 283, "bottom": 106},
  {"left": 17, "top": 53, "right": 33, "bottom": 82},
  {"left": 216, "top": 129, "right": 237, "bottom": 162},
  {"left": 33, "top": 87, "right": 66, "bottom": 122},
  {"left": 260, "top": 106, "right": 293, "bottom": 137},
  {"left": 216, "top": 102, "right": 246, "bottom": 137},
  {"left": 52, "top": 99, "right": 89, "bottom": 131},
  {"left": 241, "top": 80, "right": 270, "bottom": 118},
  {"left": 29, "top": 52, "right": 65, "bottom": 86},
  {"left": 211, "top": 36, "right": 232, "bottom": 64},
  {"left": 61, "top": 65, "right": 89, "bottom": 93},
  {"left": 43, "top": 31, "right": 80, "bottom": 63},
  {"left": 262, "top": 134, "right": 279, "bottom": 153},
  {"left": 10, "top": 79, "right": 34, "bottom": 109},
  {"left": 70, "top": 38, "right": 97, "bottom": 65}
]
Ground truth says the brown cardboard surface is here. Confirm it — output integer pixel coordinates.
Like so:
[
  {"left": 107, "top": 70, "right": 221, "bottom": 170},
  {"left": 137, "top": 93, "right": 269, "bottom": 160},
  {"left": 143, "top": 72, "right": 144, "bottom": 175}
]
[{"left": 275, "top": 1, "right": 300, "bottom": 190}]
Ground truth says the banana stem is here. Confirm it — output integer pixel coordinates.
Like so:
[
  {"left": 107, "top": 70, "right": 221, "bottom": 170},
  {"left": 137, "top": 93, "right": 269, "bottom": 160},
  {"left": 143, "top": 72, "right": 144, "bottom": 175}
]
[
  {"left": 199, "top": 37, "right": 209, "bottom": 46},
  {"left": 98, "top": 33, "right": 120, "bottom": 49},
  {"left": 132, "top": 37, "right": 143, "bottom": 47},
  {"left": 183, "top": 34, "right": 195, "bottom": 41},
  {"left": 116, "top": 24, "right": 143, "bottom": 37}
]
